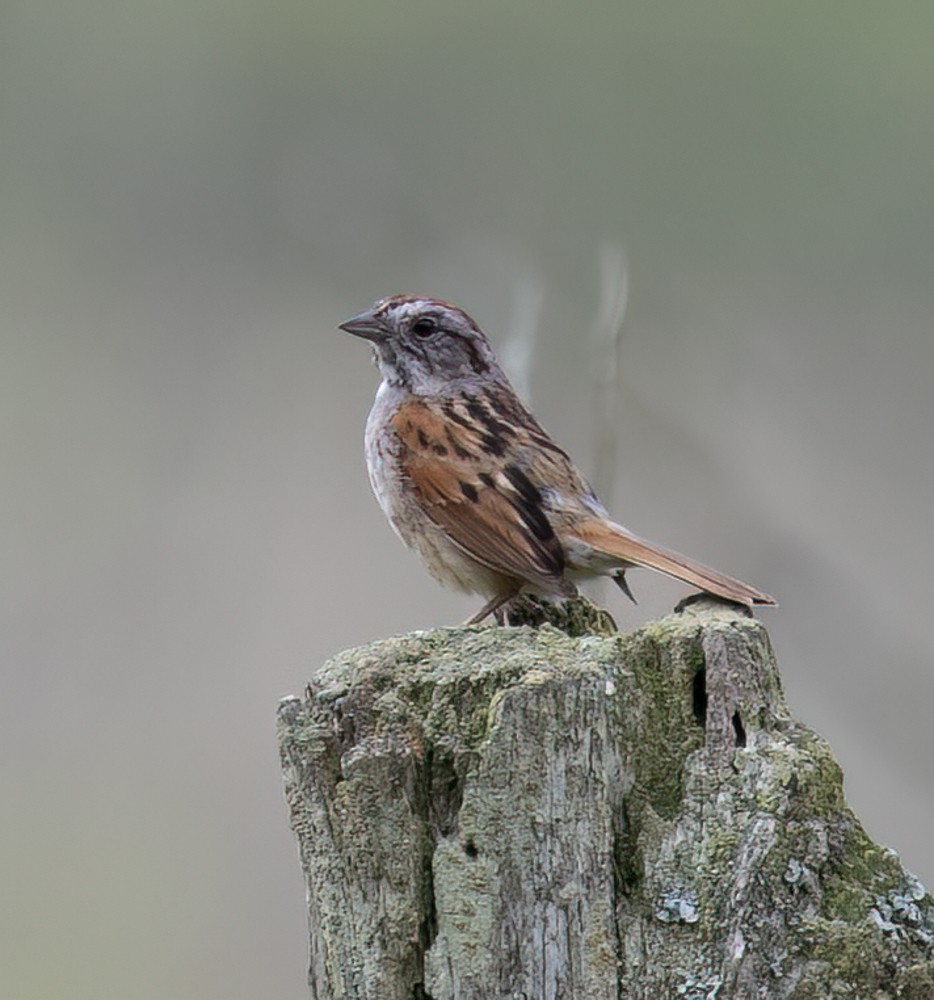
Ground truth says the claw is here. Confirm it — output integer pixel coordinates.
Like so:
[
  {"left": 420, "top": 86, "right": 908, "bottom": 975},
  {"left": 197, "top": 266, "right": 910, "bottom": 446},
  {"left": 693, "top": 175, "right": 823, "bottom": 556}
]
[{"left": 613, "top": 571, "right": 638, "bottom": 605}]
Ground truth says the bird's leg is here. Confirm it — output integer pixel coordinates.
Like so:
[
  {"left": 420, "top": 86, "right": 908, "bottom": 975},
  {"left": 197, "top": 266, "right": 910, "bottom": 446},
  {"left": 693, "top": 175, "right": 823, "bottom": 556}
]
[{"left": 464, "top": 584, "right": 522, "bottom": 625}]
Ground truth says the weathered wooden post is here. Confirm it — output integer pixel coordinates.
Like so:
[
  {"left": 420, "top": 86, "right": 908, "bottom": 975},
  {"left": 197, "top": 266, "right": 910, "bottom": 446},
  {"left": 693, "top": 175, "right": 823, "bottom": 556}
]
[{"left": 278, "top": 600, "right": 934, "bottom": 999}]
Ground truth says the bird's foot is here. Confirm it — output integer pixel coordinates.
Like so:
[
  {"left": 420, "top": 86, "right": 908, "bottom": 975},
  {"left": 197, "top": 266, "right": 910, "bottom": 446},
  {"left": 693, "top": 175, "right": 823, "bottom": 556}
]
[{"left": 503, "top": 594, "right": 618, "bottom": 637}]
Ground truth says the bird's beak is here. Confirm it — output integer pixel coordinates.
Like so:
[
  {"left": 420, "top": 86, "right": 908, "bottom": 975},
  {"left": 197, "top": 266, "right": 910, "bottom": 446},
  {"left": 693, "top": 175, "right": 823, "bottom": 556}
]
[{"left": 338, "top": 308, "right": 386, "bottom": 342}]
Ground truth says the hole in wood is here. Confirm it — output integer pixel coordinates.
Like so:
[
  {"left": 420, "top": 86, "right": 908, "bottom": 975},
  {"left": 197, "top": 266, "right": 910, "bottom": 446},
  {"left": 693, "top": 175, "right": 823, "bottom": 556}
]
[
  {"left": 464, "top": 838, "right": 479, "bottom": 859},
  {"left": 732, "top": 711, "right": 747, "bottom": 747},
  {"left": 429, "top": 751, "right": 464, "bottom": 837},
  {"left": 692, "top": 669, "right": 707, "bottom": 728}
]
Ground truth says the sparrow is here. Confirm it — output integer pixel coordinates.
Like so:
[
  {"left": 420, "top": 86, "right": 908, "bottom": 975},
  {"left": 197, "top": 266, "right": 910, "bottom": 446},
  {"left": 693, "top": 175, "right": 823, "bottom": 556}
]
[{"left": 340, "top": 294, "right": 776, "bottom": 623}]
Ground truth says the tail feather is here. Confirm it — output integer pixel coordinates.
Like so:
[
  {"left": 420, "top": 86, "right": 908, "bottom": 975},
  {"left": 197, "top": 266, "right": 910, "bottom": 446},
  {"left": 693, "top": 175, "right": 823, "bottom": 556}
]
[{"left": 572, "top": 519, "right": 777, "bottom": 607}]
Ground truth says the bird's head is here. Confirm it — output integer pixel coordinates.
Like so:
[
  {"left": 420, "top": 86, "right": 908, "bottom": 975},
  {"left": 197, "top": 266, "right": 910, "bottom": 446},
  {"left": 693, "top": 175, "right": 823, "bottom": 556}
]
[{"left": 339, "top": 295, "right": 505, "bottom": 392}]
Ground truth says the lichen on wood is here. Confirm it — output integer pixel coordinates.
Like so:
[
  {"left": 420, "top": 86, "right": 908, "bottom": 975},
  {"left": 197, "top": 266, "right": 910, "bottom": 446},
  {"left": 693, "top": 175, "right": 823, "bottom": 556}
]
[{"left": 278, "top": 600, "right": 934, "bottom": 999}]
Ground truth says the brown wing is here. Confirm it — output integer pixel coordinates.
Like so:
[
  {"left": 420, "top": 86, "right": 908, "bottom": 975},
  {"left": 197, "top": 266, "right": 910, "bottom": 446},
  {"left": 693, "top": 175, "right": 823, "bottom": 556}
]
[{"left": 391, "top": 396, "right": 570, "bottom": 591}]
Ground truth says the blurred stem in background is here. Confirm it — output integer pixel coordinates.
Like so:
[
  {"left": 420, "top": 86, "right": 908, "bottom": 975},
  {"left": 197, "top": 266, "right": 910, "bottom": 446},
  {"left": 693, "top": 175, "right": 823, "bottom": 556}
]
[
  {"left": 501, "top": 275, "right": 545, "bottom": 405},
  {"left": 589, "top": 243, "right": 630, "bottom": 508}
]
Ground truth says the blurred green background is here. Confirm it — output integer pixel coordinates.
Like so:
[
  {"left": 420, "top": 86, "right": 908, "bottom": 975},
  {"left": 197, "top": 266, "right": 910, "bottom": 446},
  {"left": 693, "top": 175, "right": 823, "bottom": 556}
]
[{"left": 3, "top": 3, "right": 933, "bottom": 997}]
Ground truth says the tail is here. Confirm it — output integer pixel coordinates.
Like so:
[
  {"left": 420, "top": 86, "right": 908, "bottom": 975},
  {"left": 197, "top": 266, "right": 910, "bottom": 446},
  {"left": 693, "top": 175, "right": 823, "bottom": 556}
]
[{"left": 571, "top": 519, "right": 777, "bottom": 607}]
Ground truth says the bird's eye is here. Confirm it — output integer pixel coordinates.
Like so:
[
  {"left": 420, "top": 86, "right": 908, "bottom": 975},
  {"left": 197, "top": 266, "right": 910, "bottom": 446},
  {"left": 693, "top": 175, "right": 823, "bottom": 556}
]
[{"left": 411, "top": 317, "right": 437, "bottom": 337}]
